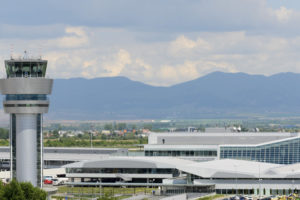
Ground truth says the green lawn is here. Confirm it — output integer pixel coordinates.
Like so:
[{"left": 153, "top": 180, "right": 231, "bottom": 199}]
[
  {"left": 58, "top": 186, "right": 155, "bottom": 195},
  {"left": 0, "top": 138, "right": 145, "bottom": 148},
  {"left": 197, "top": 194, "right": 225, "bottom": 200}
]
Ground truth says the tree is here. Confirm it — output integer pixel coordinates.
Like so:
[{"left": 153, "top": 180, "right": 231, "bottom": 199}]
[
  {"left": 143, "top": 124, "right": 152, "bottom": 130},
  {"left": 2, "top": 179, "right": 25, "bottom": 200},
  {"left": 20, "top": 182, "right": 47, "bottom": 200},
  {"left": 131, "top": 124, "right": 137, "bottom": 130},
  {"left": 0, "top": 179, "right": 47, "bottom": 200},
  {"left": 19, "top": 182, "right": 34, "bottom": 200},
  {"left": 104, "top": 124, "right": 113, "bottom": 131},
  {"left": 0, "top": 128, "right": 9, "bottom": 139},
  {"left": 52, "top": 130, "right": 59, "bottom": 138},
  {"left": 116, "top": 123, "right": 126, "bottom": 130},
  {"left": 98, "top": 193, "right": 115, "bottom": 200}
]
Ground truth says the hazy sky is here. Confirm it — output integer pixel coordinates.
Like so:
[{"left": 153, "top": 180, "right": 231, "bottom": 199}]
[{"left": 1, "top": 0, "right": 300, "bottom": 86}]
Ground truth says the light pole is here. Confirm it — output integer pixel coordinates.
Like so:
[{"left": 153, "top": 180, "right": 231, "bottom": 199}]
[
  {"left": 90, "top": 131, "right": 93, "bottom": 148},
  {"left": 90, "top": 124, "right": 94, "bottom": 148},
  {"left": 259, "top": 163, "right": 262, "bottom": 199},
  {"left": 292, "top": 169, "right": 295, "bottom": 194},
  {"left": 234, "top": 164, "right": 238, "bottom": 196}
]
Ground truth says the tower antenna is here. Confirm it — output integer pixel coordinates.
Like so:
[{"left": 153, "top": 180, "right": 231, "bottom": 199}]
[
  {"left": 38, "top": 45, "right": 42, "bottom": 59},
  {"left": 23, "top": 50, "right": 28, "bottom": 59},
  {"left": 10, "top": 44, "right": 14, "bottom": 59}
]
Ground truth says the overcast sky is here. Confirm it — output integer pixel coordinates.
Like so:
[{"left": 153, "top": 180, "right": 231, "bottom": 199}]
[{"left": 0, "top": 0, "right": 300, "bottom": 86}]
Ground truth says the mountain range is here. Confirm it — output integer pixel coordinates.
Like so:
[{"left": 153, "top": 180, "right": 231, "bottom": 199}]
[{"left": 45, "top": 71, "right": 300, "bottom": 120}]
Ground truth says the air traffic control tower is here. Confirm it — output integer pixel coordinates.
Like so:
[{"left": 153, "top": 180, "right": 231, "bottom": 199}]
[{"left": 0, "top": 54, "right": 53, "bottom": 187}]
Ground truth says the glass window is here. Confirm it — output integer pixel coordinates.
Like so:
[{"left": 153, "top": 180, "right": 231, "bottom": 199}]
[{"left": 5, "top": 60, "right": 47, "bottom": 78}]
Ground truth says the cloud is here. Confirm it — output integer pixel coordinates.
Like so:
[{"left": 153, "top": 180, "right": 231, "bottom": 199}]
[
  {"left": 169, "top": 35, "right": 211, "bottom": 55},
  {"left": 52, "top": 27, "right": 89, "bottom": 48},
  {"left": 1, "top": 25, "right": 300, "bottom": 86},
  {"left": 0, "top": 0, "right": 299, "bottom": 35},
  {"left": 102, "top": 49, "right": 132, "bottom": 76},
  {"left": 273, "top": 6, "right": 293, "bottom": 22},
  {"left": 1, "top": 1, "right": 300, "bottom": 86},
  {"left": 156, "top": 60, "right": 237, "bottom": 86}
]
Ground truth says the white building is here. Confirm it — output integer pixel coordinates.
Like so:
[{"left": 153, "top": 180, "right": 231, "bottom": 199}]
[
  {"left": 145, "top": 132, "right": 300, "bottom": 164},
  {"left": 63, "top": 157, "right": 300, "bottom": 195}
]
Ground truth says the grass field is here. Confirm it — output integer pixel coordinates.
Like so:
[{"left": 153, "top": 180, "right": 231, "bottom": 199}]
[
  {"left": 58, "top": 186, "right": 155, "bottom": 195},
  {"left": 51, "top": 194, "right": 131, "bottom": 200},
  {"left": 197, "top": 194, "right": 226, "bottom": 200}
]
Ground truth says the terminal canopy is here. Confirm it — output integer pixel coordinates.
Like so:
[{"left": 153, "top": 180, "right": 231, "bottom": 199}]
[{"left": 5, "top": 59, "right": 47, "bottom": 78}]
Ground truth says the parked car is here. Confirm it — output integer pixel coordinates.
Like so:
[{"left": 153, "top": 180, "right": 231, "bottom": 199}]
[
  {"left": 43, "top": 176, "right": 53, "bottom": 180},
  {"left": 52, "top": 178, "right": 67, "bottom": 186},
  {"left": 43, "top": 179, "right": 53, "bottom": 184}
]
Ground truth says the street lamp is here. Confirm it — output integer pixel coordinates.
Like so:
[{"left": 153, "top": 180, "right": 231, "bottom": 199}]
[
  {"left": 258, "top": 163, "right": 262, "bottom": 199},
  {"left": 90, "top": 124, "right": 95, "bottom": 148},
  {"left": 90, "top": 131, "right": 93, "bottom": 148},
  {"left": 234, "top": 164, "right": 238, "bottom": 196},
  {"left": 291, "top": 169, "right": 295, "bottom": 194}
]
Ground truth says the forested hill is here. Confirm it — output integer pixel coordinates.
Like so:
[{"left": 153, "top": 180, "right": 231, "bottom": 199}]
[{"left": 45, "top": 71, "right": 300, "bottom": 120}]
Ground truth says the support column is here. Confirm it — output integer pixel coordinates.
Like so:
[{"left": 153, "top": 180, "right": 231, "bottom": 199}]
[{"left": 16, "top": 114, "right": 37, "bottom": 186}]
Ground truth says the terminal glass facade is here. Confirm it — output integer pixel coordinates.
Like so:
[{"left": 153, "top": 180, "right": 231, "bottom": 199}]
[
  {"left": 66, "top": 168, "right": 179, "bottom": 175},
  {"left": 220, "top": 137, "right": 300, "bottom": 164},
  {"left": 145, "top": 150, "right": 217, "bottom": 157}
]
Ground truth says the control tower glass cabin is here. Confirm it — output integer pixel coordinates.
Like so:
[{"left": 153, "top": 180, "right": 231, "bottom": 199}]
[{"left": 0, "top": 58, "right": 53, "bottom": 187}]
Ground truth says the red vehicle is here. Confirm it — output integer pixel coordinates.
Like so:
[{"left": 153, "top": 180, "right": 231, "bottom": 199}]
[{"left": 43, "top": 179, "right": 53, "bottom": 184}]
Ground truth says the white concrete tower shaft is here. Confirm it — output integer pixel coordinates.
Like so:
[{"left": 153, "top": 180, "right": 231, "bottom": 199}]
[
  {"left": 0, "top": 58, "right": 53, "bottom": 187},
  {"left": 16, "top": 114, "right": 37, "bottom": 184}
]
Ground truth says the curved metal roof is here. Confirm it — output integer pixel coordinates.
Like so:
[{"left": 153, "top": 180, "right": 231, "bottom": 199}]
[
  {"left": 64, "top": 157, "right": 300, "bottom": 179},
  {"left": 64, "top": 157, "right": 193, "bottom": 169}
]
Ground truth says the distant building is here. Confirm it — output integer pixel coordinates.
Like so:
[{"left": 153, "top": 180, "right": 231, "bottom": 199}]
[
  {"left": 144, "top": 132, "right": 300, "bottom": 164},
  {"left": 205, "top": 127, "right": 232, "bottom": 133},
  {"left": 187, "top": 127, "right": 197, "bottom": 132},
  {"left": 0, "top": 147, "right": 128, "bottom": 170},
  {"left": 101, "top": 130, "right": 111, "bottom": 135}
]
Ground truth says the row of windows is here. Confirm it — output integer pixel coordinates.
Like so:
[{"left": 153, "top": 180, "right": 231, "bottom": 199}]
[
  {"left": 66, "top": 168, "right": 178, "bottom": 175},
  {"left": 5, "top": 104, "right": 48, "bottom": 107},
  {"left": 220, "top": 138, "right": 300, "bottom": 164},
  {"left": 5, "top": 94, "right": 47, "bottom": 101},
  {"left": 5, "top": 61, "right": 47, "bottom": 78},
  {"left": 145, "top": 150, "right": 217, "bottom": 157},
  {"left": 217, "top": 189, "right": 300, "bottom": 195}
]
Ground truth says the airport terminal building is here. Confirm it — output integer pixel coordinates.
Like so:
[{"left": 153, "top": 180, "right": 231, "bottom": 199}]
[
  {"left": 63, "top": 157, "right": 300, "bottom": 196},
  {"left": 0, "top": 147, "right": 128, "bottom": 170},
  {"left": 0, "top": 131, "right": 298, "bottom": 195},
  {"left": 144, "top": 132, "right": 300, "bottom": 164}
]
